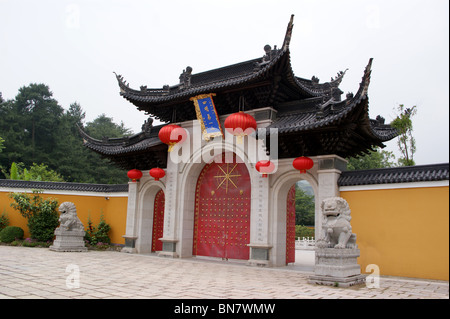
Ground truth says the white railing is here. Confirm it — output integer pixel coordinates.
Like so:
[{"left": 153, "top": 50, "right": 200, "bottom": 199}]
[{"left": 295, "top": 237, "right": 315, "bottom": 250}]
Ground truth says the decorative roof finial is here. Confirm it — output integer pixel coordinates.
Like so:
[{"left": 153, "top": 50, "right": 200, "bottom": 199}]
[
  {"left": 282, "top": 14, "right": 294, "bottom": 51},
  {"left": 179, "top": 66, "right": 193, "bottom": 89}
]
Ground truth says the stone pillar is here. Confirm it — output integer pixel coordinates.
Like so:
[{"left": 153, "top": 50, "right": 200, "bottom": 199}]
[
  {"left": 158, "top": 160, "right": 179, "bottom": 258},
  {"left": 122, "top": 181, "right": 139, "bottom": 253},
  {"left": 316, "top": 155, "right": 347, "bottom": 240},
  {"left": 247, "top": 171, "right": 272, "bottom": 267}
]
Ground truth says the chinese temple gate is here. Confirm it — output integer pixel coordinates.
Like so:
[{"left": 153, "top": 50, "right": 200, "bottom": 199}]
[{"left": 79, "top": 15, "right": 397, "bottom": 267}]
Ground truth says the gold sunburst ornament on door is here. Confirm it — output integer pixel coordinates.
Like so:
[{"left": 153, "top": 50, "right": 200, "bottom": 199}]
[{"left": 214, "top": 163, "right": 241, "bottom": 194}]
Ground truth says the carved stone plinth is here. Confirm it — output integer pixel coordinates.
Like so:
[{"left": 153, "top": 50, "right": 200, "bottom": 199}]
[
  {"left": 309, "top": 197, "right": 365, "bottom": 287},
  {"left": 309, "top": 248, "right": 365, "bottom": 287},
  {"left": 49, "top": 229, "right": 87, "bottom": 252},
  {"left": 49, "top": 202, "right": 87, "bottom": 252}
]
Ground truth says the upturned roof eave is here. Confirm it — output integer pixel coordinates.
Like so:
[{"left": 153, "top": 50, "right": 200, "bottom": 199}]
[
  {"left": 266, "top": 59, "right": 374, "bottom": 132},
  {"left": 77, "top": 123, "right": 166, "bottom": 156}
]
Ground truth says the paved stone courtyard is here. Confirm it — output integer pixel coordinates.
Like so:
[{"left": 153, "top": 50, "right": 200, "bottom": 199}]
[{"left": 0, "top": 246, "right": 448, "bottom": 300}]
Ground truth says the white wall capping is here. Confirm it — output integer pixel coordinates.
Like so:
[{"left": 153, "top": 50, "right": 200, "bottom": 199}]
[{"left": 340, "top": 180, "right": 449, "bottom": 192}]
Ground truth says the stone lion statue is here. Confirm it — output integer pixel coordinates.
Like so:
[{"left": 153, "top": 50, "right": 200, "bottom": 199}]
[
  {"left": 57, "top": 202, "right": 84, "bottom": 232},
  {"left": 316, "top": 197, "right": 357, "bottom": 249}
]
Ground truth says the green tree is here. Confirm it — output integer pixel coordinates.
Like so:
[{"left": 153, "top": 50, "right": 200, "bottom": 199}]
[
  {"left": 13, "top": 83, "right": 64, "bottom": 165},
  {"left": 0, "top": 84, "right": 131, "bottom": 184},
  {"left": 295, "top": 184, "right": 315, "bottom": 226},
  {"left": 347, "top": 148, "right": 396, "bottom": 170},
  {"left": 0, "top": 136, "right": 4, "bottom": 153},
  {"left": 9, "top": 162, "right": 20, "bottom": 180},
  {"left": 391, "top": 104, "right": 417, "bottom": 166},
  {"left": 84, "top": 113, "right": 132, "bottom": 139},
  {"left": 0, "top": 95, "right": 28, "bottom": 173},
  {"left": 9, "top": 191, "right": 59, "bottom": 242},
  {"left": 51, "top": 107, "right": 129, "bottom": 183},
  {"left": 3, "top": 162, "right": 64, "bottom": 182}
]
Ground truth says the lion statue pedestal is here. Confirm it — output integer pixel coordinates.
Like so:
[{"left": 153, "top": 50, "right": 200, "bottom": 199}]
[
  {"left": 49, "top": 202, "right": 87, "bottom": 252},
  {"left": 309, "top": 197, "right": 365, "bottom": 287}
]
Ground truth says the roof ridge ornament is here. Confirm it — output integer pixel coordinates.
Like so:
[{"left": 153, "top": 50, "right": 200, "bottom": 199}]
[
  {"left": 282, "top": 14, "right": 294, "bottom": 51},
  {"left": 113, "top": 71, "right": 130, "bottom": 94},
  {"left": 179, "top": 66, "right": 193, "bottom": 90}
]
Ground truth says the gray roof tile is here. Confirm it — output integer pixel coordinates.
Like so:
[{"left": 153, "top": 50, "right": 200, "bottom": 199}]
[
  {"left": 0, "top": 180, "right": 128, "bottom": 193},
  {"left": 338, "top": 163, "right": 449, "bottom": 186}
]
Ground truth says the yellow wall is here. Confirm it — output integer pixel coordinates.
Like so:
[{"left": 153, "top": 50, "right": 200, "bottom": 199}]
[
  {"left": 2, "top": 184, "right": 449, "bottom": 281},
  {"left": 0, "top": 191, "right": 127, "bottom": 245},
  {"left": 341, "top": 186, "right": 449, "bottom": 281}
]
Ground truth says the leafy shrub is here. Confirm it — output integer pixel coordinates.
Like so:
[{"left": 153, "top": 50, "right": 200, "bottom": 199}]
[
  {"left": 9, "top": 191, "right": 59, "bottom": 242},
  {"left": 295, "top": 225, "right": 315, "bottom": 239},
  {"left": 0, "top": 211, "right": 9, "bottom": 231},
  {"left": 84, "top": 213, "right": 111, "bottom": 246},
  {"left": 21, "top": 237, "right": 51, "bottom": 248},
  {"left": 0, "top": 226, "right": 24, "bottom": 243}
]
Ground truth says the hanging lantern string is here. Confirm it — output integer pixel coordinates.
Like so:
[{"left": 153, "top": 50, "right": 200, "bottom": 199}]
[
  {"left": 172, "top": 107, "right": 176, "bottom": 123},
  {"left": 239, "top": 95, "right": 245, "bottom": 112}
]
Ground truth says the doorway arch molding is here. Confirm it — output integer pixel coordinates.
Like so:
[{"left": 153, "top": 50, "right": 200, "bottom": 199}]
[
  {"left": 134, "top": 179, "right": 166, "bottom": 254},
  {"left": 269, "top": 161, "right": 320, "bottom": 267},
  {"left": 176, "top": 140, "right": 256, "bottom": 258}
]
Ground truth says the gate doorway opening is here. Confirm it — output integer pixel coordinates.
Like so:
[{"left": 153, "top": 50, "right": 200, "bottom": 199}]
[
  {"left": 193, "top": 156, "right": 251, "bottom": 261},
  {"left": 151, "top": 189, "right": 165, "bottom": 252},
  {"left": 286, "top": 180, "right": 315, "bottom": 268}
]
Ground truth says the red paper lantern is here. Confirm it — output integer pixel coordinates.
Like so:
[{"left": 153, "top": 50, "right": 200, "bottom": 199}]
[
  {"left": 149, "top": 168, "right": 165, "bottom": 181},
  {"left": 158, "top": 124, "right": 187, "bottom": 152},
  {"left": 293, "top": 156, "right": 314, "bottom": 173},
  {"left": 127, "top": 169, "right": 143, "bottom": 182},
  {"left": 255, "top": 160, "right": 275, "bottom": 178},
  {"left": 224, "top": 111, "right": 257, "bottom": 143}
]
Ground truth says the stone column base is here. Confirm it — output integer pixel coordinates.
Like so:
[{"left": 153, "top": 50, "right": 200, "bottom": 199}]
[
  {"left": 157, "top": 239, "right": 178, "bottom": 258},
  {"left": 121, "top": 236, "right": 138, "bottom": 253},
  {"left": 247, "top": 244, "right": 272, "bottom": 267}
]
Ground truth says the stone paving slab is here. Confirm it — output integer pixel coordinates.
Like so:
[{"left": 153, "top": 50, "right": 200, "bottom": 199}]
[{"left": 0, "top": 246, "right": 448, "bottom": 300}]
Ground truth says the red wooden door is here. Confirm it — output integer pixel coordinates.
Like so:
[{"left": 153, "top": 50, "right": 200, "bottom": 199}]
[
  {"left": 151, "top": 189, "right": 165, "bottom": 252},
  {"left": 193, "top": 157, "right": 251, "bottom": 260},
  {"left": 286, "top": 184, "right": 296, "bottom": 264}
]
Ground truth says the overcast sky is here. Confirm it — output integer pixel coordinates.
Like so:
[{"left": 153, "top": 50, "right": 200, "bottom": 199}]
[{"left": 1, "top": 0, "right": 448, "bottom": 165}]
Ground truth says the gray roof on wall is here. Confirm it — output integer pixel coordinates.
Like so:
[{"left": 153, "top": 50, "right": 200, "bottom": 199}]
[
  {"left": 0, "top": 180, "right": 128, "bottom": 193},
  {"left": 338, "top": 163, "right": 449, "bottom": 186}
]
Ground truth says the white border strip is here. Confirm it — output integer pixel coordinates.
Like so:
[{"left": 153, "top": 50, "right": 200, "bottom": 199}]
[{"left": 340, "top": 180, "right": 449, "bottom": 192}]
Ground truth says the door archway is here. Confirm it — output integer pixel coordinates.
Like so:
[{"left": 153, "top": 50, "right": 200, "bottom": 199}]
[
  {"left": 151, "top": 189, "right": 165, "bottom": 252},
  {"left": 193, "top": 155, "right": 251, "bottom": 260},
  {"left": 286, "top": 184, "right": 296, "bottom": 264}
]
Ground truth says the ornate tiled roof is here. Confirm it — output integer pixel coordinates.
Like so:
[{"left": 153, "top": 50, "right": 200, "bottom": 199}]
[
  {"left": 338, "top": 163, "right": 449, "bottom": 186},
  {"left": 0, "top": 179, "right": 128, "bottom": 193},
  {"left": 113, "top": 15, "right": 350, "bottom": 123},
  {"left": 262, "top": 58, "right": 398, "bottom": 158},
  {"left": 81, "top": 15, "right": 398, "bottom": 169}
]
